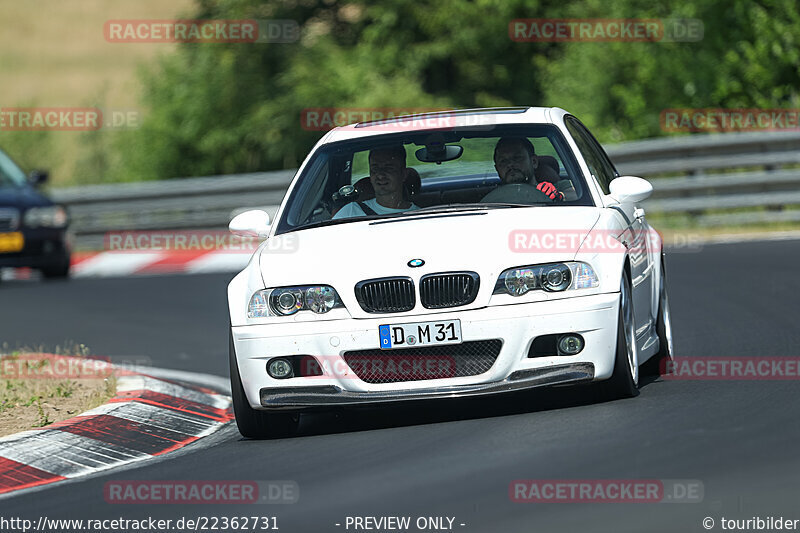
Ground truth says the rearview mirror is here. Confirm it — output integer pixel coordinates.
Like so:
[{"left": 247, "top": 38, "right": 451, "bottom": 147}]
[
  {"left": 28, "top": 170, "right": 49, "bottom": 186},
  {"left": 415, "top": 144, "right": 463, "bottom": 164},
  {"left": 229, "top": 210, "right": 271, "bottom": 238},
  {"left": 608, "top": 176, "right": 653, "bottom": 205}
]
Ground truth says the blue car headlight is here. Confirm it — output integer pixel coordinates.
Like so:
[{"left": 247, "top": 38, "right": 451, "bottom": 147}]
[{"left": 24, "top": 206, "right": 68, "bottom": 228}]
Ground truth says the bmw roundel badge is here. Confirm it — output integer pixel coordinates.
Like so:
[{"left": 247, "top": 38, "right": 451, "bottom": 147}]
[{"left": 408, "top": 258, "right": 425, "bottom": 268}]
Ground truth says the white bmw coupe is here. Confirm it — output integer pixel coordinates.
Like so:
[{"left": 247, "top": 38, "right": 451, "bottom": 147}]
[{"left": 227, "top": 107, "right": 673, "bottom": 438}]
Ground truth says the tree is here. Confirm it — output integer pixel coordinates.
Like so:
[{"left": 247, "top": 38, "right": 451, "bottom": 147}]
[{"left": 117, "top": 0, "right": 800, "bottom": 180}]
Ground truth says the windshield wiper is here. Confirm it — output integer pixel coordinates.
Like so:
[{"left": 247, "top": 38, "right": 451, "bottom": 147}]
[
  {"left": 404, "top": 202, "right": 545, "bottom": 215},
  {"left": 292, "top": 213, "right": 401, "bottom": 232}
]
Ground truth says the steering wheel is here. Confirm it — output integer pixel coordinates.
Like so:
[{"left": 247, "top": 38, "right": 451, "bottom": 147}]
[
  {"left": 331, "top": 184, "right": 359, "bottom": 204},
  {"left": 480, "top": 183, "right": 552, "bottom": 204}
]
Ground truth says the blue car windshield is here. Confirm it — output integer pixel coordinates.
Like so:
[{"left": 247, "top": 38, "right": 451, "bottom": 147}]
[{"left": 0, "top": 150, "right": 28, "bottom": 188}]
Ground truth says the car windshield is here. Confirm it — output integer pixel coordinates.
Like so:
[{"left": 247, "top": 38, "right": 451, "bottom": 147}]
[
  {"left": 0, "top": 149, "right": 28, "bottom": 188},
  {"left": 275, "top": 124, "right": 593, "bottom": 234}
]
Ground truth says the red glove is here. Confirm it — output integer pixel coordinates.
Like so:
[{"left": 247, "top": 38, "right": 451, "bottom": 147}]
[{"left": 537, "top": 181, "right": 564, "bottom": 201}]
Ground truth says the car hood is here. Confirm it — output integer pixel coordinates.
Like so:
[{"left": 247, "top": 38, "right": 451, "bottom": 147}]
[
  {"left": 0, "top": 185, "right": 53, "bottom": 209},
  {"left": 259, "top": 206, "right": 602, "bottom": 317}
]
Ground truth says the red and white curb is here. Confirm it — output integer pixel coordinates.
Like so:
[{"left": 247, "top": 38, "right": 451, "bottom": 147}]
[
  {"left": 1, "top": 250, "right": 250, "bottom": 280},
  {"left": 0, "top": 365, "right": 233, "bottom": 496}
]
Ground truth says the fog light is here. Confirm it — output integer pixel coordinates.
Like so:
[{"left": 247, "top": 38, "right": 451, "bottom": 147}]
[
  {"left": 557, "top": 334, "right": 584, "bottom": 355},
  {"left": 267, "top": 358, "right": 294, "bottom": 379}
]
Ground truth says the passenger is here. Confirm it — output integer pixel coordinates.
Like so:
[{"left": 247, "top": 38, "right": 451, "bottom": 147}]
[
  {"left": 333, "top": 146, "right": 421, "bottom": 219},
  {"left": 493, "top": 137, "right": 564, "bottom": 201}
]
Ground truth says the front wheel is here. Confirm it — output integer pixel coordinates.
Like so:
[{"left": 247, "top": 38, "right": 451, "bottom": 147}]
[
  {"left": 229, "top": 332, "right": 299, "bottom": 439},
  {"left": 41, "top": 253, "right": 71, "bottom": 279},
  {"left": 642, "top": 257, "right": 674, "bottom": 376},
  {"left": 601, "top": 271, "right": 639, "bottom": 399}
]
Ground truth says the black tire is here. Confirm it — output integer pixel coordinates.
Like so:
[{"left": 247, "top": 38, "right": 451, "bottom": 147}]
[
  {"left": 642, "top": 257, "right": 674, "bottom": 376},
  {"left": 229, "top": 332, "right": 299, "bottom": 439},
  {"left": 41, "top": 254, "right": 71, "bottom": 279},
  {"left": 601, "top": 272, "right": 639, "bottom": 399}
]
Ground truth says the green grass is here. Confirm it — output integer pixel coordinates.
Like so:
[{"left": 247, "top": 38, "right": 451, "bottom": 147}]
[
  {"left": 0, "top": 0, "right": 195, "bottom": 185},
  {"left": 0, "top": 346, "right": 116, "bottom": 435}
]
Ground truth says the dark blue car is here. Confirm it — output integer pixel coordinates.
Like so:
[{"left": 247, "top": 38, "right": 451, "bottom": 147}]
[{"left": 0, "top": 148, "right": 71, "bottom": 279}]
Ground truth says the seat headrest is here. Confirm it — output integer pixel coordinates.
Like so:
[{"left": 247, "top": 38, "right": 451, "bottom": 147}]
[
  {"left": 404, "top": 167, "right": 421, "bottom": 198},
  {"left": 535, "top": 155, "right": 560, "bottom": 182},
  {"left": 538, "top": 155, "right": 559, "bottom": 174},
  {"left": 353, "top": 177, "right": 374, "bottom": 200}
]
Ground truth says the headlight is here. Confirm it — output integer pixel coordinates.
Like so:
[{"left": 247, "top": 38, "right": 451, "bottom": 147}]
[
  {"left": 274, "top": 288, "right": 304, "bottom": 315},
  {"left": 24, "top": 206, "right": 68, "bottom": 228},
  {"left": 493, "top": 262, "right": 599, "bottom": 296},
  {"left": 304, "top": 286, "right": 337, "bottom": 314},
  {"left": 248, "top": 285, "right": 344, "bottom": 318},
  {"left": 541, "top": 263, "right": 571, "bottom": 291}
]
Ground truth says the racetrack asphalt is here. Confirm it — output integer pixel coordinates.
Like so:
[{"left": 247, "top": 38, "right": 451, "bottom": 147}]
[{"left": 2, "top": 239, "right": 800, "bottom": 532}]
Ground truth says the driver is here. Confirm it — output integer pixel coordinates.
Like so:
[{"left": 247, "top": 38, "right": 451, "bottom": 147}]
[
  {"left": 493, "top": 137, "right": 564, "bottom": 201},
  {"left": 333, "top": 146, "right": 420, "bottom": 219}
]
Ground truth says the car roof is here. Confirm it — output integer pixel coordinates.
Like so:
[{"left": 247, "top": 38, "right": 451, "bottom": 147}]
[{"left": 320, "top": 107, "right": 569, "bottom": 143}]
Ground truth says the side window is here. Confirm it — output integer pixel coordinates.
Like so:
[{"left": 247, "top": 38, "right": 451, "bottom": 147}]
[
  {"left": 351, "top": 151, "right": 370, "bottom": 184},
  {"left": 285, "top": 155, "right": 330, "bottom": 226},
  {"left": 0, "top": 151, "right": 27, "bottom": 187},
  {"left": 564, "top": 117, "right": 616, "bottom": 194},
  {"left": 579, "top": 120, "right": 619, "bottom": 184}
]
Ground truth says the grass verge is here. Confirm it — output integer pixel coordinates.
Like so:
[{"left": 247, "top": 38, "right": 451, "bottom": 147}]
[{"left": 0, "top": 348, "right": 117, "bottom": 437}]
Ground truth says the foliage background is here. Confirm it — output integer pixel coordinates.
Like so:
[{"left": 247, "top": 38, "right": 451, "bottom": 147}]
[{"left": 2, "top": 0, "right": 798, "bottom": 184}]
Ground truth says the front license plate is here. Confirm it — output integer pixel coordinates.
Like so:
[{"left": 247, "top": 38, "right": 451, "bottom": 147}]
[
  {"left": 379, "top": 319, "right": 462, "bottom": 350},
  {"left": 0, "top": 232, "right": 24, "bottom": 253}
]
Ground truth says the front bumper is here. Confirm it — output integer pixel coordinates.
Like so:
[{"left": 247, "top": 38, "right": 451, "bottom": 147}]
[
  {"left": 0, "top": 228, "right": 69, "bottom": 268},
  {"left": 232, "top": 292, "right": 620, "bottom": 410},
  {"left": 259, "top": 363, "right": 595, "bottom": 409}
]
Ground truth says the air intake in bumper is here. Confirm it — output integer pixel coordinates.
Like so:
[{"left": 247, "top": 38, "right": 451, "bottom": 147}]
[{"left": 342, "top": 339, "right": 502, "bottom": 383}]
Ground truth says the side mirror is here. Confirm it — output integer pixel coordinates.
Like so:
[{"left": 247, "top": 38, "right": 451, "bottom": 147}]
[
  {"left": 229, "top": 210, "right": 271, "bottom": 238},
  {"left": 608, "top": 176, "right": 653, "bottom": 205},
  {"left": 28, "top": 170, "right": 49, "bottom": 186}
]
